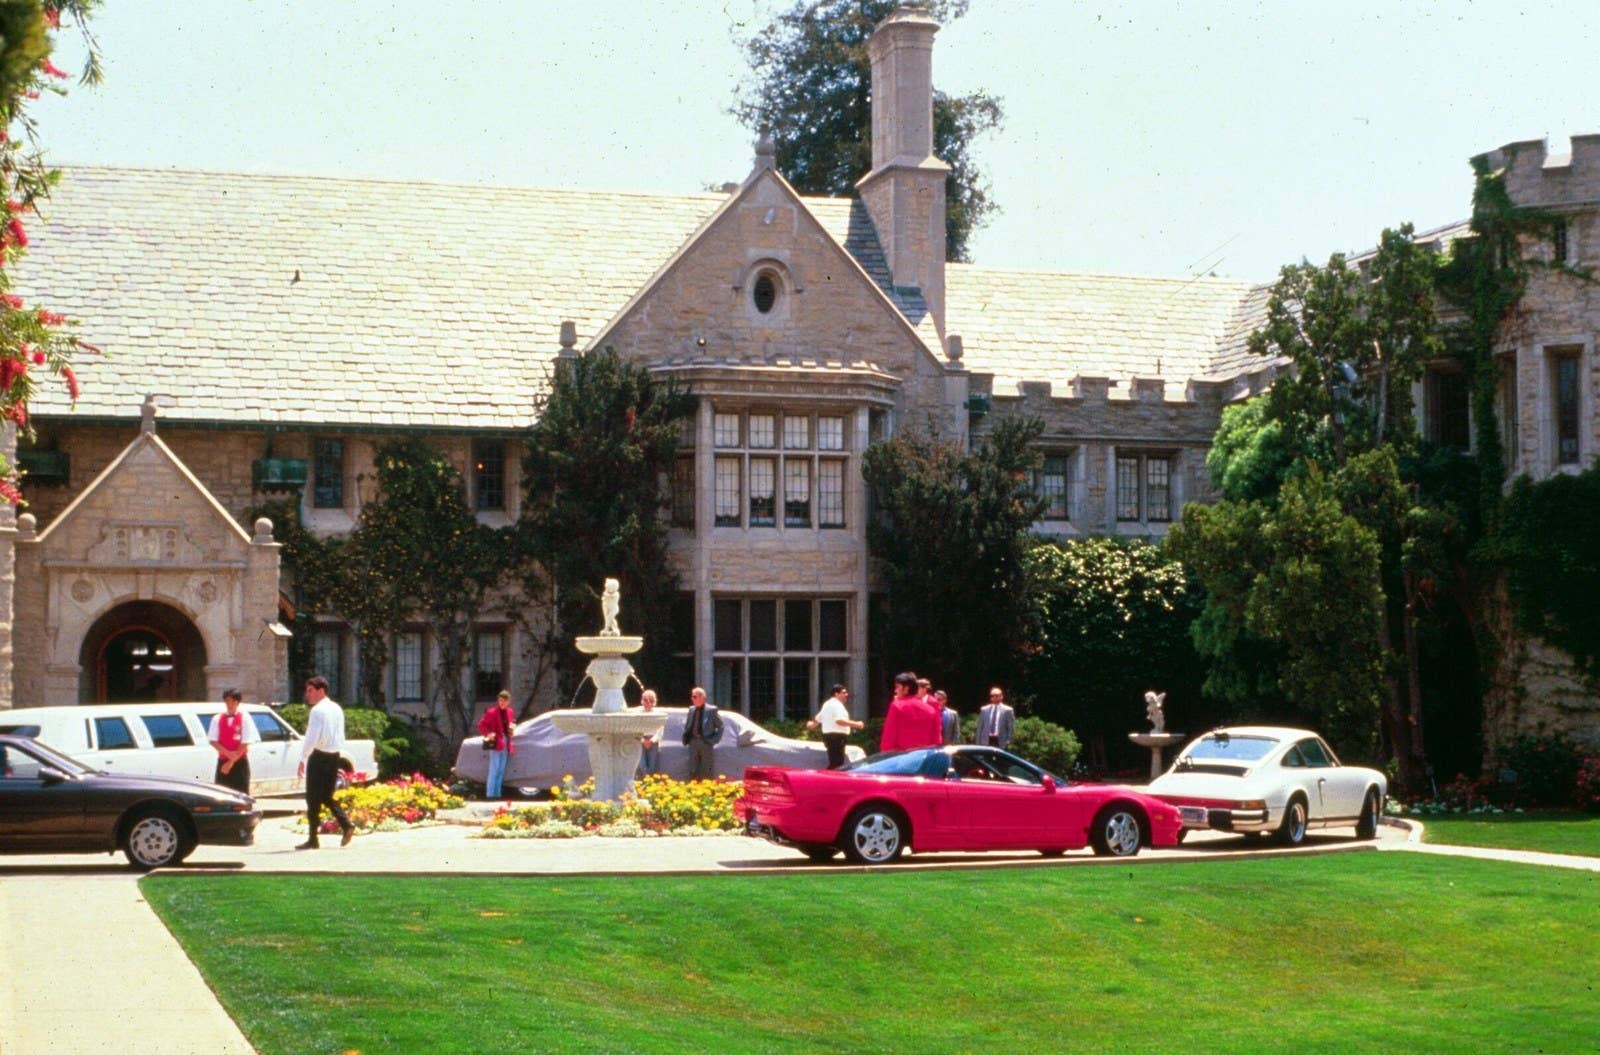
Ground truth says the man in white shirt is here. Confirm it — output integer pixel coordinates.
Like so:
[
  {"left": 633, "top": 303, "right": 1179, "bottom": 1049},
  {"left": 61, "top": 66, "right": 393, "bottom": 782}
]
[
  {"left": 295, "top": 675, "right": 354, "bottom": 849},
  {"left": 205, "top": 688, "right": 260, "bottom": 794},
  {"left": 806, "top": 684, "right": 864, "bottom": 769}
]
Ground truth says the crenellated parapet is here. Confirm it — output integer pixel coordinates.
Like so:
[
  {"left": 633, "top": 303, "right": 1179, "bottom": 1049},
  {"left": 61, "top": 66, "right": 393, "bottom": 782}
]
[
  {"left": 971, "top": 370, "right": 1258, "bottom": 409},
  {"left": 1475, "top": 135, "right": 1600, "bottom": 209}
]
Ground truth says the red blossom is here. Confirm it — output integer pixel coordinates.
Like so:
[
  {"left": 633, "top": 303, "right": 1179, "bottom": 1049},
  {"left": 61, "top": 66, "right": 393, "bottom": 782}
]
[
  {"left": 37, "top": 308, "right": 64, "bottom": 326},
  {"left": 3, "top": 294, "right": 21, "bottom": 309},
  {"left": 63, "top": 365, "right": 79, "bottom": 400},
  {"left": 4, "top": 403, "right": 26, "bottom": 427},
  {"left": 42, "top": 7, "right": 61, "bottom": 29},
  {"left": 30, "top": 350, "right": 44, "bottom": 365},
  {"left": 4, "top": 201, "right": 19, "bottom": 215},
  {"left": 40, "top": 60, "right": 69, "bottom": 80},
  {"left": 7, "top": 219, "right": 26, "bottom": 247},
  {"left": 0, "top": 479, "right": 21, "bottom": 506},
  {"left": 23, "top": 91, "right": 39, "bottom": 101}
]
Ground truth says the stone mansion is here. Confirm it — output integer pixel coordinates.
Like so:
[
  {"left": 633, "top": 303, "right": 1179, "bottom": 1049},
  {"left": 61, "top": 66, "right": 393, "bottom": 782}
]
[{"left": 1, "top": 9, "right": 1594, "bottom": 739}]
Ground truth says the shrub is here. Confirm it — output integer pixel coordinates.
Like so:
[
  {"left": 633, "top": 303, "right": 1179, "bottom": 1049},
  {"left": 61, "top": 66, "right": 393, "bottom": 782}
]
[
  {"left": 1574, "top": 756, "right": 1600, "bottom": 813},
  {"left": 998, "top": 717, "right": 1082, "bottom": 777},
  {"left": 1396, "top": 773, "right": 1506, "bottom": 815},
  {"left": 1493, "top": 733, "right": 1584, "bottom": 808}
]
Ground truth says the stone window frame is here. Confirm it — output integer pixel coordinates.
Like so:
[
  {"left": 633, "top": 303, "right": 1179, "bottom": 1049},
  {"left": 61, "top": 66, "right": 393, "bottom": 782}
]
[
  {"left": 710, "top": 595, "right": 851, "bottom": 722},
  {"left": 1547, "top": 343, "right": 1587, "bottom": 469},
  {"left": 311, "top": 437, "right": 346, "bottom": 509},
  {"left": 1422, "top": 361, "right": 1472, "bottom": 450},
  {"left": 392, "top": 628, "right": 427, "bottom": 704},
  {"left": 736, "top": 257, "right": 801, "bottom": 324},
  {"left": 1115, "top": 449, "right": 1175, "bottom": 524},
  {"left": 1033, "top": 448, "right": 1078, "bottom": 522},
  {"left": 472, "top": 626, "right": 507, "bottom": 704},
  {"left": 709, "top": 406, "right": 849, "bottom": 531},
  {"left": 471, "top": 439, "right": 507, "bottom": 512}
]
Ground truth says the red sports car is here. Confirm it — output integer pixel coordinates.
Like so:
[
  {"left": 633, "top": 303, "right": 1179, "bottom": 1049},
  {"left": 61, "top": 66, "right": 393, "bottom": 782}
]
[{"left": 736, "top": 746, "right": 1183, "bottom": 864}]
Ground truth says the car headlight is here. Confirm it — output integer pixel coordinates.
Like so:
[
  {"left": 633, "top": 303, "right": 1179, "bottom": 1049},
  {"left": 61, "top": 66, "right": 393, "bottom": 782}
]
[{"left": 1239, "top": 800, "right": 1267, "bottom": 811}]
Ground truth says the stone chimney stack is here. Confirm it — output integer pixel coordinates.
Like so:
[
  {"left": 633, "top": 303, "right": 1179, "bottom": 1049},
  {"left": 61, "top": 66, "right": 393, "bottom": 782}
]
[{"left": 856, "top": 5, "right": 950, "bottom": 338}]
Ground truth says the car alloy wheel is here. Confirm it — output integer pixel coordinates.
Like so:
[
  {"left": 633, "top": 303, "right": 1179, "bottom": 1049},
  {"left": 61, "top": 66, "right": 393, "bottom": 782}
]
[
  {"left": 844, "top": 807, "right": 905, "bottom": 864},
  {"left": 1091, "top": 806, "right": 1144, "bottom": 857},
  {"left": 1277, "top": 798, "right": 1308, "bottom": 846},
  {"left": 124, "top": 809, "right": 187, "bottom": 870}
]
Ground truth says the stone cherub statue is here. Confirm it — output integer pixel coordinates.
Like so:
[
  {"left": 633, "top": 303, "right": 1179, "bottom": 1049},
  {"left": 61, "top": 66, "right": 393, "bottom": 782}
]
[
  {"left": 600, "top": 578, "right": 621, "bottom": 637},
  {"left": 1144, "top": 690, "right": 1167, "bottom": 734}
]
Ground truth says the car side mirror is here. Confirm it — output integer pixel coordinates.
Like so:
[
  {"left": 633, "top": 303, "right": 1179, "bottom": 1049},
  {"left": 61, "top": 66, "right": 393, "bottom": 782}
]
[{"left": 1041, "top": 775, "right": 1057, "bottom": 794}]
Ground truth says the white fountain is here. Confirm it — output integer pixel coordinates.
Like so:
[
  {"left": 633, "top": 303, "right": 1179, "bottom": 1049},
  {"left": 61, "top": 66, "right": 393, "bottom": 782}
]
[
  {"left": 548, "top": 579, "right": 669, "bottom": 801},
  {"left": 1128, "top": 690, "right": 1184, "bottom": 781}
]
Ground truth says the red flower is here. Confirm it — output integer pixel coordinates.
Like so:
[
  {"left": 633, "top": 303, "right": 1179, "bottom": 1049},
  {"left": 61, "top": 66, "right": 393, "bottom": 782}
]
[
  {"left": 3, "top": 294, "right": 21, "bottom": 309},
  {"left": 4, "top": 201, "right": 19, "bottom": 215},
  {"left": 42, "top": 7, "right": 61, "bottom": 29},
  {"left": 30, "top": 350, "right": 44, "bottom": 366},
  {"left": 37, "top": 309, "right": 64, "bottom": 326},
  {"left": 0, "top": 479, "right": 21, "bottom": 506},
  {"left": 63, "top": 365, "right": 80, "bottom": 400},
  {"left": 4, "top": 403, "right": 26, "bottom": 427},
  {"left": 41, "top": 60, "right": 69, "bottom": 80},
  {"left": 7, "top": 219, "right": 26, "bottom": 247}
]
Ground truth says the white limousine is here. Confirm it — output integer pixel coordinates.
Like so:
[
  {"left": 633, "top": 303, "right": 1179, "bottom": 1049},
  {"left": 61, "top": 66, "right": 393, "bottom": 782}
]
[{"left": 0, "top": 702, "right": 378, "bottom": 796}]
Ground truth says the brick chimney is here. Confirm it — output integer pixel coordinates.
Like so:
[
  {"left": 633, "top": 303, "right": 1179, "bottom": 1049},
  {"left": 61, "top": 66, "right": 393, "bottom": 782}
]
[{"left": 856, "top": 5, "right": 950, "bottom": 338}]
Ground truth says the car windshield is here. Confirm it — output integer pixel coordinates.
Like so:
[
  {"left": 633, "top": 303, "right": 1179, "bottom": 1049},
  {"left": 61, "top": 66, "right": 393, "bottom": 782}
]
[
  {"left": 1, "top": 737, "right": 94, "bottom": 777},
  {"left": 1182, "top": 735, "right": 1277, "bottom": 764},
  {"left": 842, "top": 749, "right": 947, "bottom": 777}
]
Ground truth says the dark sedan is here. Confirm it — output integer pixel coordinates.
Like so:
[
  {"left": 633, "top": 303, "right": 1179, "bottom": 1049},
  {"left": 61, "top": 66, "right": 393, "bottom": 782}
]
[{"left": 0, "top": 733, "right": 260, "bottom": 870}]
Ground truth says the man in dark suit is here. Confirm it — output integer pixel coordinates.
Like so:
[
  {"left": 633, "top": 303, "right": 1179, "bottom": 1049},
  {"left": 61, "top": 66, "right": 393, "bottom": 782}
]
[
  {"left": 681, "top": 686, "right": 723, "bottom": 780},
  {"left": 977, "top": 687, "right": 1015, "bottom": 749}
]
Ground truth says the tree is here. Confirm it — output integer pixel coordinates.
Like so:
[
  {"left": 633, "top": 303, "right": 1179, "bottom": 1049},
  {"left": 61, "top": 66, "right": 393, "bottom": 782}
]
[
  {"left": 1024, "top": 537, "right": 1204, "bottom": 769},
  {"left": 0, "top": 1, "right": 101, "bottom": 503},
  {"left": 1169, "top": 468, "right": 1387, "bottom": 755},
  {"left": 732, "top": 0, "right": 1002, "bottom": 262},
  {"left": 861, "top": 415, "right": 1044, "bottom": 708},
  {"left": 520, "top": 349, "right": 695, "bottom": 701},
  {"left": 344, "top": 438, "right": 514, "bottom": 745}
]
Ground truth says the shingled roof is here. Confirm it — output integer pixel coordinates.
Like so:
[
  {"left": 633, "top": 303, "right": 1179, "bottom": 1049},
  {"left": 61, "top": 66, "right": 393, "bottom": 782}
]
[{"left": 17, "top": 166, "right": 1270, "bottom": 428}]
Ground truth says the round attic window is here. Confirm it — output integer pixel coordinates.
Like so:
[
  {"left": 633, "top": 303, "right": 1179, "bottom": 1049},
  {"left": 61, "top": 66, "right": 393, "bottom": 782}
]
[{"left": 752, "top": 271, "right": 778, "bottom": 314}]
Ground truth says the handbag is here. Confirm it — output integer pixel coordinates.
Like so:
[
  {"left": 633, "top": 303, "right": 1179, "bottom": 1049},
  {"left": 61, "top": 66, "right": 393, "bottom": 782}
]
[{"left": 480, "top": 734, "right": 496, "bottom": 750}]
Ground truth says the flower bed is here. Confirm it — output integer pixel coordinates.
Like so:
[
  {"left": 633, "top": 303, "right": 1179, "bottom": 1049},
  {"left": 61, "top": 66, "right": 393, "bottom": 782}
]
[
  {"left": 480, "top": 774, "right": 742, "bottom": 838},
  {"left": 308, "top": 773, "right": 465, "bottom": 834}
]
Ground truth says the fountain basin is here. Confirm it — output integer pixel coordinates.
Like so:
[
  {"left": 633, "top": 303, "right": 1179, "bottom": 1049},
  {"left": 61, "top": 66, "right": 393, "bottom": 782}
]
[
  {"left": 550, "top": 708, "right": 669, "bottom": 801},
  {"left": 574, "top": 635, "right": 643, "bottom": 655},
  {"left": 1128, "top": 731, "right": 1186, "bottom": 781}
]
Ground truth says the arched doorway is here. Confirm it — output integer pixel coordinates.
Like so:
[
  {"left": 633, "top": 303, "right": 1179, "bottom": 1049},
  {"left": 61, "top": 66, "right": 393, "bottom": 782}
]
[{"left": 79, "top": 601, "right": 209, "bottom": 703}]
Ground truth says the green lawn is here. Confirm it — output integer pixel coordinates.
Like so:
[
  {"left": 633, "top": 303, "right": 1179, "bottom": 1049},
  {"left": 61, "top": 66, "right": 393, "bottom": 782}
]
[
  {"left": 144, "top": 854, "right": 1599, "bottom": 1055},
  {"left": 1414, "top": 810, "right": 1600, "bottom": 856}
]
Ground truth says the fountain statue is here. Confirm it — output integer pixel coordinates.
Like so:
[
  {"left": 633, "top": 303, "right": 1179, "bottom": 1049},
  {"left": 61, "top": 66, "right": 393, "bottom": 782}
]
[
  {"left": 1127, "top": 690, "right": 1184, "bottom": 782},
  {"left": 548, "top": 579, "right": 669, "bottom": 801}
]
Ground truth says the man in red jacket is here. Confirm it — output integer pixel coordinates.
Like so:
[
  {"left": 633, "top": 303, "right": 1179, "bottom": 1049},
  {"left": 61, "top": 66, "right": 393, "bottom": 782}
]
[{"left": 879, "top": 671, "right": 941, "bottom": 753}]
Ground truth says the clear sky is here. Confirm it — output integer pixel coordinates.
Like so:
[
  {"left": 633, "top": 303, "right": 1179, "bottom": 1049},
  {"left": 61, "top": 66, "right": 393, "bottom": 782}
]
[{"left": 32, "top": 0, "right": 1600, "bottom": 281}]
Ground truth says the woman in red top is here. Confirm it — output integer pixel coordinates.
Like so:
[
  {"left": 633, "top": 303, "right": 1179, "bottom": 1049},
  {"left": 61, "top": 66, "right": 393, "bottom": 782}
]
[
  {"left": 879, "top": 672, "right": 942, "bottom": 753},
  {"left": 478, "top": 689, "right": 518, "bottom": 799}
]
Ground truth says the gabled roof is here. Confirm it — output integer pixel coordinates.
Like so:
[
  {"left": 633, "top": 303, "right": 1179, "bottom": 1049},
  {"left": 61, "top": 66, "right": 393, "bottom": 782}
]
[
  {"left": 35, "top": 429, "right": 251, "bottom": 546},
  {"left": 17, "top": 165, "right": 1274, "bottom": 428}
]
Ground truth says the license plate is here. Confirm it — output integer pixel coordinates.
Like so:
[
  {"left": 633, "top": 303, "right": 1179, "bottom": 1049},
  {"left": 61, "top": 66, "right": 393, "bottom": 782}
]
[{"left": 1178, "top": 805, "right": 1208, "bottom": 826}]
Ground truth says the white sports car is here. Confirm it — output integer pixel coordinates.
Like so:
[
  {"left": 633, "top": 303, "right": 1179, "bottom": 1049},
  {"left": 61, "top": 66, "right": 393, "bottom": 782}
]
[{"left": 1145, "top": 726, "right": 1386, "bottom": 846}]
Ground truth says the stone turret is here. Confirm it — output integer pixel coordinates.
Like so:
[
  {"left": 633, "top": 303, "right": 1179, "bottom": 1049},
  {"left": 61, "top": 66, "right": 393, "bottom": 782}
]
[
  {"left": 857, "top": 5, "right": 950, "bottom": 338},
  {"left": 1475, "top": 135, "right": 1600, "bottom": 207}
]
